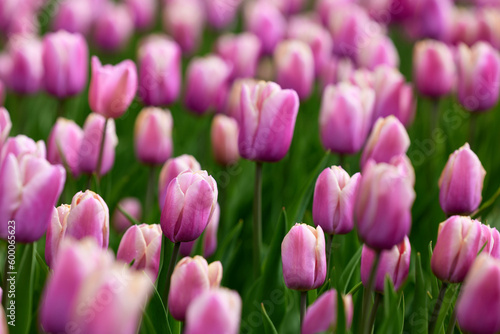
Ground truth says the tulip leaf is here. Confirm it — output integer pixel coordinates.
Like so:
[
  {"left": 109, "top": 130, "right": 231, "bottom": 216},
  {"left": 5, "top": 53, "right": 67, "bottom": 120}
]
[
  {"left": 339, "top": 246, "right": 363, "bottom": 294},
  {"left": 214, "top": 220, "right": 244, "bottom": 265},
  {"left": 412, "top": 252, "right": 428, "bottom": 334},
  {"left": 261, "top": 303, "right": 279, "bottom": 334},
  {"left": 141, "top": 274, "right": 171, "bottom": 334},
  {"left": 378, "top": 278, "right": 403, "bottom": 333},
  {"left": 428, "top": 241, "right": 440, "bottom": 299},
  {"left": 337, "top": 289, "right": 346, "bottom": 334},
  {"left": 433, "top": 284, "right": 458, "bottom": 334}
]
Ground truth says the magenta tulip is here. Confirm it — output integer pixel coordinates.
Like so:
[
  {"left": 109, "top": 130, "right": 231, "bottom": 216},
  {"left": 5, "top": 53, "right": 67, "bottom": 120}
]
[
  {"left": 0, "top": 107, "right": 11, "bottom": 149},
  {"left": 211, "top": 114, "right": 239, "bottom": 166},
  {"left": 45, "top": 204, "right": 70, "bottom": 268},
  {"left": 134, "top": 107, "right": 173, "bottom": 165},
  {"left": 180, "top": 202, "right": 220, "bottom": 258},
  {"left": 205, "top": 0, "right": 242, "bottom": 29},
  {"left": 112, "top": 197, "right": 142, "bottom": 233},
  {"left": 357, "top": 34, "right": 399, "bottom": 71},
  {"left": 302, "top": 289, "right": 353, "bottom": 334},
  {"left": 215, "top": 32, "right": 262, "bottom": 80},
  {"left": 225, "top": 78, "right": 258, "bottom": 122},
  {"left": 47, "top": 117, "right": 83, "bottom": 177},
  {"left": 52, "top": 0, "right": 94, "bottom": 35},
  {"left": 126, "top": 0, "right": 156, "bottom": 29},
  {"left": 244, "top": 1, "right": 286, "bottom": 54},
  {"left": 93, "top": 3, "right": 134, "bottom": 52}
]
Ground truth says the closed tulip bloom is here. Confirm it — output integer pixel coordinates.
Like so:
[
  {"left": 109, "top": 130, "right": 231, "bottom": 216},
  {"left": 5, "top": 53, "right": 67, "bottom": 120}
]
[
  {"left": 456, "top": 255, "right": 500, "bottom": 334},
  {"left": 126, "top": 0, "right": 156, "bottom": 29},
  {"left": 319, "top": 82, "right": 375, "bottom": 154},
  {"left": 134, "top": 107, "right": 173, "bottom": 165},
  {"left": 185, "top": 288, "right": 242, "bottom": 334},
  {"left": 161, "top": 170, "right": 218, "bottom": 243},
  {"left": 163, "top": 0, "right": 205, "bottom": 54},
  {"left": 42, "top": 31, "right": 88, "bottom": 98},
  {"left": 112, "top": 197, "right": 142, "bottom": 233},
  {"left": 413, "top": 40, "right": 455, "bottom": 98},
  {"left": 0, "top": 107, "right": 11, "bottom": 149},
  {"left": 215, "top": 33, "right": 262, "bottom": 80},
  {"left": 439, "top": 143, "right": 486, "bottom": 215},
  {"left": 478, "top": 224, "right": 500, "bottom": 259},
  {"left": 281, "top": 224, "right": 327, "bottom": 290},
  {"left": 302, "top": 289, "right": 353, "bottom": 334},
  {"left": 211, "top": 114, "right": 239, "bottom": 166},
  {"left": 158, "top": 155, "right": 201, "bottom": 208},
  {"left": 203, "top": 202, "right": 220, "bottom": 258},
  {"left": 52, "top": 0, "right": 94, "bottom": 35},
  {"left": 205, "top": 0, "right": 242, "bottom": 29},
  {"left": 138, "top": 35, "right": 181, "bottom": 107},
  {"left": 406, "top": 0, "right": 452, "bottom": 41},
  {"left": 244, "top": 1, "right": 286, "bottom": 54},
  {"left": 225, "top": 78, "right": 258, "bottom": 122},
  {"left": 357, "top": 34, "right": 399, "bottom": 71},
  {"left": 45, "top": 204, "right": 70, "bottom": 268},
  {"left": 0, "top": 135, "right": 45, "bottom": 161},
  {"left": 320, "top": 56, "right": 355, "bottom": 89},
  {"left": 89, "top": 56, "right": 138, "bottom": 119},
  {"left": 78, "top": 113, "right": 118, "bottom": 176},
  {"left": 93, "top": 3, "right": 134, "bottom": 51},
  {"left": 168, "top": 256, "right": 223, "bottom": 321},
  {"left": 457, "top": 42, "right": 500, "bottom": 112},
  {"left": 354, "top": 161, "right": 416, "bottom": 250},
  {"left": 47, "top": 117, "right": 83, "bottom": 177},
  {"left": 389, "top": 154, "right": 416, "bottom": 186},
  {"left": 238, "top": 81, "right": 299, "bottom": 162},
  {"left": 184, "top": 55, "right": 231, "bottom": 114},
  {"left": 431, "top": 216, "right": 482, "bottom": 283},
  {"left": 360, "top": 116, "right": 411, "bottom": 169},
  {"left": 313, "top": 166, "right": 360, "bottom": 235},
  {"left": 361, "top": 236, "right": 411, "bottom": 292}
]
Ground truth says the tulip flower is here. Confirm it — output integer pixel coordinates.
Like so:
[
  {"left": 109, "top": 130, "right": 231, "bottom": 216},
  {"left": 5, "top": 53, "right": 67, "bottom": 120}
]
[
  {"left": 45, "top": 204, "right": 70, "bottom": 268},
  {"left": 404, "top": 0, "right": 452, "bottom": 41},
  {"left": 47, "top": 117, "right": 83, "bottom": 177},
  {"left": 0, "top": 107, "right": 11, "bottom": 149},
  {"left": 244, "top": 1, "right": 286, "bottom": 54},
  {"left": 302, "top": 289, "right": 353, "bottom": 334},
  {"left": 158, "top": 155, "right": 201, "bottom": 209},
  {"left": 281, "top": 224, "right": 327, "bottom": 290},
  {"left": 215, "top": 32, "right": 262, "bottom": 80},
  {"left": 184, "top": 55, "right": 232, "bottom": 114},
  {"left": 52, "top": 0, "right": 94, "bottom": 35},
  {"left": 88, "top": 56, "right": 138, "bottom": 119},
  {"left": 389, "top": 154, "right": 416, "bottom": 186},
  {"left": 211, "top": 114, "right": 239, "bottom": 166},
  {"left": 360, "top": 116, "right": 411, "bottom": 169},
  {"left": 185, "top": 288, "right": 242, "bottom": 334},
  {"left": 456, "top": 254, "right": 500, "bottom": 334},
  {"left": 112, "top": 197, "right": 142, "bottom": 233},
  {"left": 126, "top": 0, "right": 156, "bottom": 29},
  {"left": 78, "top": 113, "right": 118, "bottom": 176},
  {"left": 93, "top": 3, "right": 134, "bottom": 52},
  {"left": 42, "top": 30, "right": 88, "bottom": 98},
  {"left": 313, "top": 166, "right": 360, "bottom": 235},
  {"left": 320, "top": 56, "right": 355, "bottom": 90},
  {"left": 319, "top": 82, "right": 375, "bottom": 154},
  {"left": 168, "top": 256, "right": 223, "bottom": 321},
  {"left": 180, "top": 202, "right": 220, "bottom": 258},
  {"left": 225, "top": 78, "right": 258, "bottom": 122},
  {"left": 354, "top": 161, "right": 416, "bottom": 250},
  {"left": 357, "top": 35, "right": 399, "bottom": 71},
  {"left": 479, "top": 224, "right": 500, "bottom": 259},
  {"left": 274, "top": 40, "right": 315, "bottom": 100},
  {"left": 361, "top": 236, "right": 411, "bottom": 292},
  {"left": 457, "top": 42, "right": 500, "bottom": 112},
  {"left": 134, "top": 107, "right": 173, "bottom": 165},
  {"left": 413, "top": 40, "right": 455, "bottom": 98},
  {"left": 270, "top": 0, "right": 306, "bottom": 14},
  {"left": 238, "top": 81, "right": 299, "bottom": 162},
  {"left": 439, "top": 143, "right": 486, "bottom": 216},
  {"left": 138, "top": 35, "right": 181, "bottom": 107},
  {"left": 431, "top": 216, "right": 482, "bottom": 283},
  {"left": 161, "top": 170, "right": 218, "bottom": 243},
  {"left": 0, "top": 287, "right": 6, "bottom": 334},
  {"left": 205, "top": 0, "right": 242, "bottom": 29}
]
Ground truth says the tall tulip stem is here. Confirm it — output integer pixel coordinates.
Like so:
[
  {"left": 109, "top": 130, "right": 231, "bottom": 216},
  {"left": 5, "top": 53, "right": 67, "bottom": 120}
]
[
  {"left": 325, "top": 234, "right": 334, "bottom": 284},
  {"left": 146, "top": 166, "right": 156, "bottom": 221},
  {"left": 95, "top": 117, "right": 109, "bottom": 182},
  {"left": 300, "top": 291, "right": 307, "bottom": 328},
  {"left": 163, "top": 242, "right": 180, "bottom": 304},
  {"left": 361, "top": 251, "right": 380, "bottom": 334},
  {"left": 431, "top": 98, "right": 440, "bottom": 134},
  {"left": 368, "top": 293, "right": 382, "bottom": 331},
  {"left": 429, "top": 282, "right": 449, "bottom": 334},
  {"left": 253, "top": 161, "right": 263, "bottom": 278}
]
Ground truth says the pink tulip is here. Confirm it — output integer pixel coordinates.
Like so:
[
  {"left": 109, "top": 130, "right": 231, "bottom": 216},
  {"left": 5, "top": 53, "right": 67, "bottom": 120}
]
[
  {"left": 319, "top": 56, "right": 355, "bottom": 90},
  {"left": 126, "top": 0, "right": 156, "bottom": 29},
  {"left": 244, "top": 1, "right": 286, "bottom": 54},
  {"left": 439, "top": 143, "right": 486, "bottom": 215},
  {"left": 389, "top": 154, "right": 416, "bottom": 186},
  {"left": 88, "top": 56, "right": 138, "bottom": 119},
  {"left": 316, "top": 0, "right": 357, "bottom": 25},
  {"left": 361, "top": 236, "right": 411, "bottom": 292},
  {"left": 225, "top": 78, "right": 258, "bottom": 122},
  {"left": 238, "top": 81, "right": 299, "bottom": 162},
  {"left": 168, "top": 256, "right": 223, "bottom": 321},
  {"left": 479, "top": 224, "right": 500, "bottom": 259},
  {"left": 45, "top": 204, "right": 71, "bottom": 268},
  {"left": 357, "top": 34, "right": 399, "bottom": 70},
  {"left": 134, "top": 107, "right": 173, "bottom": 165},
  {"left": 0, "top": 107, "right": 11, "bottom": 149},
  {"left": 281, "top": 224, "right": 327, "bottom": 290},
  {"left": 404, "top": 0, "right": 452, "bottom": 41},
  {"left": 138, "top": 35, "right": 181, "bottom": 107},
  {"left": 446, "top": 8, "right": 485, "bottom": 47},
  {"left": 354, "top": 161, "right": 415, "bottom": 250},
  {"left": 78, "top": 113, "right": 118, "bottom": 176},
  {"left": 319, "top": 82, "right": 375, "bottom": 154},
  {"left": 0, "top": 134, "right": 45, "bottom": 161},
  {"left": 185, "top": 288, "right": 241, "bottom": 334},
  {"left": 215, "top": 32, "right": 262, "bottom": 80},
  {"left": 205, "top": 0, "right": 242, "bottom": 29},
  {"left": 93, "top": 3, "right": 134, "bottom": 52},
  {"left": 302, "top": 289, "right": 353, "bottom": 334},
  {"left": 161, "top": 170, "right": 218, "bottom": 243},
  {"left": 211, "top": 114, "right": 239, "bottom": 166},
  {"left": 112, "top": 197, "right": 142, "bottom": 233},
  {"left": 52, "top": 0, "right": 94, "bottom": 35},
  {"left": 180, "top": 202, "right": 220, "bottom": 258},
  {"left": 0, "top": 288, "right": 6, "bottom": 334},
  {"left": 47, "top": 117, "right": 83, "bottom": 177}
]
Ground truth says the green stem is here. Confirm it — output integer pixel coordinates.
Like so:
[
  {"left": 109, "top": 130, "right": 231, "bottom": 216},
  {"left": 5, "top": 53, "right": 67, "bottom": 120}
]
[
  {"left": 146, "top": 166, "right": 156, "bottom": 222},
  {"left": 117, "top": 205, "right": 141, "bottom": 225},
  {"left": 339, "top": 154, "right": 345, "bottom": 168},
  {"left": 57, "top": 98, "right": 66, "bottom": 119},
  {"left": 472, "top": 184, "right": 500, "bottom": 218},
  {"left": 162, "top": 242, "right": 180, "bottom": 305},
  {"left": 95, "top": 117, "right": 109, "bottom": 183},
  {"left": 445, "top": 310, "right": 457, "bottom": 334},
  {"left": 253, "top": 161, "right": 263, "bottom": 278},
  {"left": 361, "top": 251, "right": 381, "bottom": 334},
  {"left": 431, "top": 98, "right": 440, "bottom": 134},
  {"left": 368, "top": 293, "right": 382, "bottom": 332},
  {"left": 86, "top": 174, "right": 93, "bottom": 190},
  {"left": 300, "top": 291, "right": 307, "bottom": 328},
  {"left": 468, "top": 113, "right": 478, "bottom": 149},
  {"left": 429, "top": 282, "right": 449, "bottom": 334},
  {"left": 325, "top": 234, "right": 334, "bottom": 285}
]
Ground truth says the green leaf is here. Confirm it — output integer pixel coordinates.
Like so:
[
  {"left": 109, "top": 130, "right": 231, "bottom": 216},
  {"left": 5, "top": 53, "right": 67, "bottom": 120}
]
[
  {"left": 140, "top": 274, "right": 171, "bottom": 334},
  {"left": 433, "top": 284, "right": 458, "bottom": 334},
  {"left": 214, "top": 220, "right": 244, "bottom": 264},
  {"left": 337, "top": 289, "right": 346, "bottom": 334},
  {"left": 412, "top": 252, "right": 428, "bottom": 334},
  {"left": 340, "top": 246, "right": 363, "bottom": 294},
  {"left": 261, "top": 303, "right": 279, "bottom": 334},
  {"left": 378, "top": 278, "right": 402, "bottom": 334}
]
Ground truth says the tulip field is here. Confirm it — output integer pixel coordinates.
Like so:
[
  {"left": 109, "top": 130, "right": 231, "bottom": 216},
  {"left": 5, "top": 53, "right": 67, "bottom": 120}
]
[{"left": 2, "top": 0, "right": 500, "bottom": 334}]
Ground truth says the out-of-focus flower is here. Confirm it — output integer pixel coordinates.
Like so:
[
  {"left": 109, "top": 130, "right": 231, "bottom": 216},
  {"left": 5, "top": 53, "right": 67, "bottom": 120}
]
[
  {"left": 446, "top": 8, "right": 485, "bottom": 47},
  {"left": 205, "top": 0, "right": 242, "bottom": 29},
  {"left": 134, "top": 107, "right": 173, "bottom": 165},
  {"left": 126, "top": 0, "right": 156, "bottom": 30},
  {"left": 211, "top": 114, "right": 239, "bottom": 166},
  {"left": 112, "top": 197, "right": 142, "bottom": 233},
  {"left": 47, "top": 117, "right": 83, "bottom": 177},
  {"left": 319, "top": 56, "right": 355, "bottom": 90},
  {"left": 0, "top": 107, "right": 11, "bottom": 149},
  {"left": 225, "top": 78, "right": 258, "bottom": 122},
  {"left": 215, "top": 32, "right": 262, "bottom": 80},
  {"left": 316, "top": 0, "right": 357, "bottom": 25},
  {"left": 52, "top": 0, "right": 94, "bottom": 35},
  {"left": 403, "top": 0, "right": 452, "bottom": 41},
  {"left": 163, "top": 0, "right": 205, "bottom": 54},
  {"left": 244, "top": 0, "right": 286, "bottom": 54},
  {"left": 302, "top": 289, "right": 353, "bottom": 334},
  {"left": 93, "top": 3, "right": 134, "bottom": 52},
  {"left": 357, "top": 34, "right": 399, "bottom": 70}
]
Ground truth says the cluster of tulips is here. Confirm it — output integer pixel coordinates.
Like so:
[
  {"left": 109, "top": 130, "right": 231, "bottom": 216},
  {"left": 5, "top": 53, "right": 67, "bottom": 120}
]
[{"left": 1, "top": 0, "right": 500, "bottom": 333}]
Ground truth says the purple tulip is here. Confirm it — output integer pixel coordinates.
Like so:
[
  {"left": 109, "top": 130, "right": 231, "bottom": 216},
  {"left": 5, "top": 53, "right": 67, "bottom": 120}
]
[
  {"left": 225, "top": 78, "right": 258, "bottom": 122},
  {"left": 319, "top": 56, "right": 355, "bottom": 90},
  {"left": 388, "top": 154, "right": 416, "bottom": 186},
  {"left": 203, "top": 202, "right": 220, "bottom": 258},
  {"left": 52, "top": 0, "right": 94, "bottom": 35},
  {"left": 205, "top": 0, "right": 242, "bottom": 29},
  {"left": 126, "top": 0, "right": 156, "bottom": 29},
  {"left": 281, "top": 224, "right": 327, "bottom": 290},
  {"left": 47, "top": 117, "right": 83, "bottom": 177},
  {"left": 244, "top": 1, "right": 286, "bottom": 54},
  {"left": 404, "top": 0, "right": 452, "bottom": 41},
  {"left": 134, "top": 107, "right": 173, "bottom": 165},
  {"left": 302, "top": 289, "right": 353, "bottom": 334},
  {"left": 0, "top": 107, "right": 11, "bottom": 149},
  {"left": 45, "top": 204, "right": 70, "bottom": 268},
  {"left": 112, "top": 197, "right": 142, "bottom": 233},
  {"left": 211, "top": 114, "right": 239, "bottom": 166},
  {"left": 215, "top": 32, "right": 262, "bottom": 80},
  {"left": 315, "top": 0, "right": 357, "bottom": 25},
  {"left": 93, "top": 3, "right": 134, "bottom": 52},
  {"left": 357, "top": 34, "right": 399, "bottom": 71},
  {"left": 479, "top": 224, "right": 500, "bottom": 259}
]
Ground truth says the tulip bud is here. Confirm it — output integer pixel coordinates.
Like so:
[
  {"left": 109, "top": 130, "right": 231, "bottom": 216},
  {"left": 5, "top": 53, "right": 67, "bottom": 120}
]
[
  {"left": 457, "top": 42, "right": 500, "bottom": 112},
  {"left": 112, "top": 197, "right": 142, "bottom": 233},
  {"left": 45, "top": 205, "right": 70, "bottom": 268},
  {"left": 320, "top": 56, "right": 355, "bottom": 89},
  {"left": 211, "top": 114, "right": 239, "bottom": 166},
  {"left": 313, "top": 166, "right": 360, "bottom": 235},
  {"left": 47, "top": 117, "right": 83, "bottom": 177},
  {"left": 203, "top": 202, "right": 220, "bottom": 258},
  {"left": 52, "top": 0, "right": 94, "bottom": 35},
  {"left": 361, "top": 236, "right": 411, "bottom": 292},
  {"left": 42, "top": 30, "right": 88, "bottom": 98},
  {"left": 185, "top": 288, "right": 242, "bottom": 334},
  {"left": 274, "top": 40, "right": 315, "bottom": 100},
  {"left": 354, "top": 161, "right": 415, "bottom": 250},
  {"left": 168, "top": 256, "right": 223, "bottom": 321},
  {"left": 238, "top": 81, "right": 299, "bottom": 162},
  {"left": 158, "top": 155, "right": 201, "bottom": 209},
  {"left": 478, "top": 224, "right": 500, "bottom": 259},
  {"left": 89, "top": 56, "right": 138, "bottom": 119},
  {"left": 244, "top": 1, "right": 286, "bottom": 54},
  {"left": 134, "top": 107, "right": 173, "bottom": 165},
  {"left": 357, "top": 34, "right": 399, "bottom": 70},
  {"left": 0, "top": 135, "right": 45, "bottom": 161},
  {"left": 281, "top": 224, "right": 327, "bottom": 290},
  {"left": 225, "top": 78, "right": 258, "bottom": 122},
  {"left": 205, "top": 0, "right": 242, "bottom": 29},
  {"left": 439, "top": 143, "right": 486, "bottom": 216},
  {"left": 161, "top": 170, "right": 218, "bottom": 243},
  {"left": 93, "top": 3, "right": 134, "bottom": 52},
  {"left": 184, "top": 55, "right": 231, "bottom": 115},
  {"left": 404, "top": 0, "right": 452, "bottom": 41},
  {"left": 456, "top": 254, "right": 500, "bottom": 334},
  {"left": 126, "top": 0, "right": 156, "bottom": 30},
  {"left": 319, "top": 82, "right": 375, "bottom": 154},
  {"left": 360, "top": 116, "right": 411, "bottom": 169},
  {"left": 413, "top": 40, "right": 455, "bottom": 98},
  {"left": 215, "top": 32, "right": 262, "bottom": 80},
  {"left": 78, "top": 113, "right": 118, "bottom": 176},
  {"left": 389, "top": 154, "right": 416, "bottom": 186},
  {"left": 431, "top": 216, "right": 482, "bottom": 283},
  {"left": 0, "top": 107, "right": 11, "bottom": 149},
  {"left": 302, "top": 289, "right": 353, "bottom": 334},
  {"left": 138, "top": 35, "right": 181, "bottom": 107}
]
